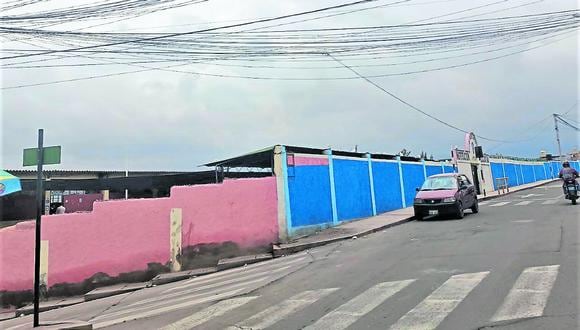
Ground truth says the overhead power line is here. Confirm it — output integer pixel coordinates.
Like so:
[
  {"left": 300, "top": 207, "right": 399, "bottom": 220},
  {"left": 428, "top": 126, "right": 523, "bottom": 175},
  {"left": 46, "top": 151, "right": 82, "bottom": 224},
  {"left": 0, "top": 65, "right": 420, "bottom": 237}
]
[
  {"left": 326, "top": 53, "right": 508, "bottom": 142},
  {"left": 0, "top": 0, "right": 382, "bottom": 60}
]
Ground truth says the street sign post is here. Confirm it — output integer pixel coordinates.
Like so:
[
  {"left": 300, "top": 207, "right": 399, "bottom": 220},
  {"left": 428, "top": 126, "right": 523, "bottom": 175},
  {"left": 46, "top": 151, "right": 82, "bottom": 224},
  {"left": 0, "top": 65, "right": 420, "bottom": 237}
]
[{"left": 23, "top": 129, "right": 61, "bottom": 328}]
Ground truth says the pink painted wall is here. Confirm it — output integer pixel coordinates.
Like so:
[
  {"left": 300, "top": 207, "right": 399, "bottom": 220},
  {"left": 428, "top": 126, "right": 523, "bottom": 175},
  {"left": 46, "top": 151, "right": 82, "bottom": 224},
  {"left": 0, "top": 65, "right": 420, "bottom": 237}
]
[
  {"left": 0, "top": 177, "right": 278, "bottom": 292},
  {"left": 288, "top": 156, "right": 329, "bottom": 166}
]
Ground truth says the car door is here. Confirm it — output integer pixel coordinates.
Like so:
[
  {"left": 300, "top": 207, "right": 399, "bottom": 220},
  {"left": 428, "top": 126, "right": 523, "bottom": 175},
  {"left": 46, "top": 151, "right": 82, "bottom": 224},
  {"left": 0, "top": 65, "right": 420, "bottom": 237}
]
[
  {"left": 457, "top": 177, "right": 468, "bottom": 207},
  {"left": 461, "top": 175, "right": 476, "bottom": 206}
]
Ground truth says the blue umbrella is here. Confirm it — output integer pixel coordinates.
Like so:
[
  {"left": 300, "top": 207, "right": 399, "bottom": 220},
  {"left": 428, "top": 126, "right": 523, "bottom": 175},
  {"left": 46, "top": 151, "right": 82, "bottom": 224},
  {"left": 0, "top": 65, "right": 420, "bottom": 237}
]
[{"left": 0, "top": 170, "right": 22, "bottom": 197}]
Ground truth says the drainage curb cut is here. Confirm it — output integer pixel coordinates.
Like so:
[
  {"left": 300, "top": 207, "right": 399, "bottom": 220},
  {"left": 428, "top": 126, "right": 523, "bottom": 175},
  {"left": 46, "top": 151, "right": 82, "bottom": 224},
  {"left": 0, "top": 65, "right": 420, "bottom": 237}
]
[
  {"left": 150, "top": 267, "right": 218, "bottom": 286},
  {"left": 84, "top": 283, "right": 147, "bottom": 302},
  {"left": 217, "top": 254, "right": 273, "bottom": 271}
]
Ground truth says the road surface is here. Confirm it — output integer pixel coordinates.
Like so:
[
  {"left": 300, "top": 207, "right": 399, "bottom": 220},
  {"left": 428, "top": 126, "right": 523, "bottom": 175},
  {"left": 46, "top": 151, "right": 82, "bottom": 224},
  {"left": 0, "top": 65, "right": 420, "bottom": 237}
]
[{"left": 2, "top": 182, "right": 578, "bottom": 329}]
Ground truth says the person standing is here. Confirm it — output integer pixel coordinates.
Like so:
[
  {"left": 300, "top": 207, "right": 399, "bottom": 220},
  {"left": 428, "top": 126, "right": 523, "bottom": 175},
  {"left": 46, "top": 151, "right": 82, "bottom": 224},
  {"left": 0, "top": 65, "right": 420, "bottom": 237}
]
[{"left": 55, "top": 204, "right": 66, "bottom": 214}]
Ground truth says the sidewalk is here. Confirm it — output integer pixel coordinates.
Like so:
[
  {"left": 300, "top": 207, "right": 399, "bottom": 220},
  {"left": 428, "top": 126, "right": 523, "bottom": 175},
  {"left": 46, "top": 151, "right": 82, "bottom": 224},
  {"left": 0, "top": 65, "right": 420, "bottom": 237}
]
[{"left": 274, "top": 179, "right": 557, "bottom": 256}]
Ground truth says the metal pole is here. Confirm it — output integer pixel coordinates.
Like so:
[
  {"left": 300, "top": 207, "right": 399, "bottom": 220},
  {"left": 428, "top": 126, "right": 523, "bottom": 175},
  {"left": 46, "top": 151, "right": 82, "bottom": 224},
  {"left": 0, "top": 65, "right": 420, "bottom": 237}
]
[
  {"left": 33, "top": 129, "right": 44, "bottom": 327},
  {"left": 125, "top": 156, "right": 129, "bottom": 199},
  {"left": 554, "top": 114, "right": 563, "bottom": 161}
]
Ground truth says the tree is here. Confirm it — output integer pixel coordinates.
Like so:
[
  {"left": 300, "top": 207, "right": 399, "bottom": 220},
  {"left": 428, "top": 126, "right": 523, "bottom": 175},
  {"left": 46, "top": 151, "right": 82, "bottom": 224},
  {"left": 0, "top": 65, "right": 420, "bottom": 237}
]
[{"left": 399, "top": 149, "right": 412, "bottom": 157}]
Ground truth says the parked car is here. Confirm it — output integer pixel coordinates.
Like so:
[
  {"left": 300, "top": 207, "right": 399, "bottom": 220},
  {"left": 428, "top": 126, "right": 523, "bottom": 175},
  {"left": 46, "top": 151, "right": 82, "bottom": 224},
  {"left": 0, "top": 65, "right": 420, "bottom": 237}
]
[{"left": 413, "top": 173, "right": 478, "bottom": 220}]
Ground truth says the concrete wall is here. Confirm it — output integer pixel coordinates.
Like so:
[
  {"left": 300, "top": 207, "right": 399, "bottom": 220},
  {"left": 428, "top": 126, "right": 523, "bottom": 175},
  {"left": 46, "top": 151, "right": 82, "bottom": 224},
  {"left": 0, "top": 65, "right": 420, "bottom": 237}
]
[
  {"left": 488, "top": 159, "right": 579, "bottom": 190},
  {"left": 0, "top": 177, "right": 278, "bottom": 292},
  {"left": 282, "top": 152, "right": 453, "bottom": 237}
]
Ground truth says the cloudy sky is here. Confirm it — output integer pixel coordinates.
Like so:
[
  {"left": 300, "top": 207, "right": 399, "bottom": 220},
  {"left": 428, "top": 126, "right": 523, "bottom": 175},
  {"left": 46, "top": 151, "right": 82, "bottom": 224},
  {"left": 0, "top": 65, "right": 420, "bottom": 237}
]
[{"left": 1, "top": 0, "right": 578, "bottom": 171}]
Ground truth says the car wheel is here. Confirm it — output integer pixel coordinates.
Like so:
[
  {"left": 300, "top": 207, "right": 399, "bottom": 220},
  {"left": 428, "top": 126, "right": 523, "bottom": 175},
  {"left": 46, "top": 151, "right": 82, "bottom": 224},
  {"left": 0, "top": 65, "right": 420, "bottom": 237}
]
[
  {"left": 415, "top": 213, "right": 423, "bottom": 221},
  {"left": 471, "top": 199, "right": 479, "bottom": 213},
  {"left": 456, "top": 203, "right": 464, "bottom": 219}
]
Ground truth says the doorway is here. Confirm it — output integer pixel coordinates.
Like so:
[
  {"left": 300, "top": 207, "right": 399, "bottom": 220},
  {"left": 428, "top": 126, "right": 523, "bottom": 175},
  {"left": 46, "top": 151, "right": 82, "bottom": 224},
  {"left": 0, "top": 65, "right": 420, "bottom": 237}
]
[{"left": 471, "top": 165, "right": 481, "bottom": 195}]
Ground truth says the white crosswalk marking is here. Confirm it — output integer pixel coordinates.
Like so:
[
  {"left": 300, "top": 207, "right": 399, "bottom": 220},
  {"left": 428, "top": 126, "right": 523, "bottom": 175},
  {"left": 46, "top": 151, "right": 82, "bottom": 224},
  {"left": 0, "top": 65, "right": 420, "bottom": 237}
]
[
  {"left": 478, "top": 201, "right": 490, "bottom": 206},
  {"left": 161, "top": 296, "right": 258, "bottom": 330},
  {"left": 227, "top": 288, "right": 339, "bottom": 330},
  {"left": 92, "top": 287, "right": 249, "bottom": 329},
  {"left": 130, "top": 265, "right": 292, "bottom": 308},
  {"left": 491, "top": 265, "right": 559, "bottom": 322},
  {"left": 514, "top": 201, "right": 533, "bottom": 206},
  {"left": 304, "top": 279, "right": 414, "bottom": 330},
  {"left": 390, "top": 272, "right": 489, "bottom": 330},
  {"left": 490, "top": 202, "right": 510, "bottom": 207},
  {"left": 92, "top": 277, "right": 267, "bottom": 322},
  {"left": 541, "top": 199, "right": 558, "bottom": 205}
]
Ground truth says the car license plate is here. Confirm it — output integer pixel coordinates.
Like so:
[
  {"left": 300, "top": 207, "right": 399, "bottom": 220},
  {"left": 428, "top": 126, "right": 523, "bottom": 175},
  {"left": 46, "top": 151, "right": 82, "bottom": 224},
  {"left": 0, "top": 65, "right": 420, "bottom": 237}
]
[{"left": 429, "top": 210, "right": 439, "bottom": 216}]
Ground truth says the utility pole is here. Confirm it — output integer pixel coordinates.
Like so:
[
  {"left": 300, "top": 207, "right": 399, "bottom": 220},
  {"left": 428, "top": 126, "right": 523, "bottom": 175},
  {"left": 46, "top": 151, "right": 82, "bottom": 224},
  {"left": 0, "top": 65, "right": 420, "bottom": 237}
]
[{"left": 553, "top": 114, "right": 563, "bottom": 162}]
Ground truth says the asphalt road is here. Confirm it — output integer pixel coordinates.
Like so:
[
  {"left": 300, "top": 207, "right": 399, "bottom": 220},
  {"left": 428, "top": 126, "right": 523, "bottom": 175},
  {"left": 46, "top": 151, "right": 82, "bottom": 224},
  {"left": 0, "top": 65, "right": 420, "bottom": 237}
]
[{"left": 2, "top": 182, "right": 578, "bottom": 330}]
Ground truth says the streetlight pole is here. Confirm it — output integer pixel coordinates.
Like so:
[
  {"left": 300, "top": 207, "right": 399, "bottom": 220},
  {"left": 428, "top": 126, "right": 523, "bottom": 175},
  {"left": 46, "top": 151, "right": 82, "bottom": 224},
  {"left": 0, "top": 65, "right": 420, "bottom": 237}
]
[{"left": 553, "top": 114, "right": 563, "bottom": 161}]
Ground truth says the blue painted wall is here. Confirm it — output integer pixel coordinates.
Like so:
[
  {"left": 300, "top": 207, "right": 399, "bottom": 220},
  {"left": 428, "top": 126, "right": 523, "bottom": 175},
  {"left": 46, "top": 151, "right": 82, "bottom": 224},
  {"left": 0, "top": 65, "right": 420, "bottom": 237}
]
[
  {"left": 550, "top": 162, "right": 560, "bottom": 178},
  {"left": 372, "top": 161, "right": 403, "bottom": 213},
  {"left": 490, "top": 162, "right": 504, "bottom": 190},
  {"left": 333, "top": 159, "right": 373, "bottom": 221},
  {"left": 533, "top": 165, "right": 545, "bottom": 181},
  {"left": 287, "top": 153, "right": 559, "bottom": 234},
  {"left": 288, "top": 165, "right": 333, "bottom": 227},
  {"left": 503, "top": 163, "right": 517, "bottom": 187},
  {"left": 544, "top": 162, "right": 554, "bottom": 179},
  {"left": 571, "top": 161, "right": 580, "bottom": 171},
  {"left": 402, "top": 163, "right": 425, "bottom": 207},
  {"left": 522, "top": 165, "right": 534, "bottom": 184},
  {"left": 426, "top": 165, "right": 443, "bottom": 177}
]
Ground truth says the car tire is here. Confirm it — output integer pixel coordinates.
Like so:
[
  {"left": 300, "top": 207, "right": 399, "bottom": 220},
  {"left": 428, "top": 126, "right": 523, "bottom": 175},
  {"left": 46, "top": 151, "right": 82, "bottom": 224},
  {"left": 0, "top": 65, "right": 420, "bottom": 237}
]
[
  {"left": 471, "top": 199, "right": 479, "bottom": 213},
  {"left": 456, "top": 203, "right": 464, "bottom": 219},
  {"left": 415, "top": 213, "right": 423, "bottom": 221},
  {"left": 573, "top": 198, "right": 577, "bottom": 205}
]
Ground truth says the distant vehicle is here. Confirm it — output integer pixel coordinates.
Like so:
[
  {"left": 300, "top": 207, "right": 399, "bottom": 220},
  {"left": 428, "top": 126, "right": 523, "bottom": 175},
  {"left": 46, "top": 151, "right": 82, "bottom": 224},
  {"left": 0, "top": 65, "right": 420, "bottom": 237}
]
[
  {"left": 563, "top": 177, "right": 578, "bottom": 205},
  {"left": 559, "top": 162, "right": 579, "bottom": 205},
  {"left": 413, "top": 173, "right": 478, "bottom": 220}
]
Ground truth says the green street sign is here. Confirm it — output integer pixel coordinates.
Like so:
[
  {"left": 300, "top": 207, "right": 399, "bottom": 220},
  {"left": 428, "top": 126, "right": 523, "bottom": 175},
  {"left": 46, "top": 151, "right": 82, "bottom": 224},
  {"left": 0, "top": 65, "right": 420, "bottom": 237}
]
[{"left": 23, "top": 146, "right": 61, "bottom": 166}]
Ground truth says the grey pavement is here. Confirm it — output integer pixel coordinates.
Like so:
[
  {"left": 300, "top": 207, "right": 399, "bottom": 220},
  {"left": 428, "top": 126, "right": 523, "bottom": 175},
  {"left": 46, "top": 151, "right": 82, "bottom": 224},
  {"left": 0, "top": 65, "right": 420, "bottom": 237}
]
[{"left": 1, "top": 181, "right": 577, "bottom": 329}]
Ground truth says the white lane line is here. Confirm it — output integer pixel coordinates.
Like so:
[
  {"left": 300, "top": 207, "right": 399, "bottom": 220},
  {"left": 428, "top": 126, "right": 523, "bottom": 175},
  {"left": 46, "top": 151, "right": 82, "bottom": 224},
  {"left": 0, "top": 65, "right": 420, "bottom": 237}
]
[
  {"left": 160, "top": 296, "right": 258, "bottom": 330},
  {"left": 541, "top": 199, "right": 558, "bottom": 205},
  {"left": 130, "top": 265, "right": 292, "bottom": 308},
  {"left": 490, "top": 202, "right": 510, "bottom": 207},
  {"left": 92, "top": 288, "right": 249, "bottom": 329},
  {"left": 164, "top": 256, "right": 307, "bottom": 293},
  {"left": 478, "top": 201, "right": 490, "bottom": 206},
  {"left": 491, "top": 265, "right": 559, "bottom": 322},
  {"left": 304, "top": 279, "right": 415, "bottom": 330},
  {"left": 514, "top": 201, "right": 533, "bottom": 206},
  {"left": 92, "top": 277, "right": 268, "bottom": 322},
  {"left": 390, "top": 272, "right": 489, "bottom": 330},
  {"left": 227, "top": 288, "right": 339, "bottom": 330}
]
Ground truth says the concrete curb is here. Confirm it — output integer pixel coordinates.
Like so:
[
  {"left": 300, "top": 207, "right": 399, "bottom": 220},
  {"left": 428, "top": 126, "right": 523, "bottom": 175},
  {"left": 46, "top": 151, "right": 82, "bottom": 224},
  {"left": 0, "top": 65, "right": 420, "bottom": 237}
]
[
  {"left": 150, "top": 267, "right": 217, "bottom": 286},
  {"left": 36, "top": 320, "right": 93, "bottom": 330},
  {"left": 83, "top": 283, "right": 147, "bottom": 302},
  {"left": 217, "top": 254, "right": 273, "bottom": 271},
  {"left": 16, "top": 298, "right": 85, "bottom": 317},
  {"left": 0, "top": 311, "right": 16, "bottom": 321},
  {"left": 273, "top": 217, "right": 414, "bottom": 257}
]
